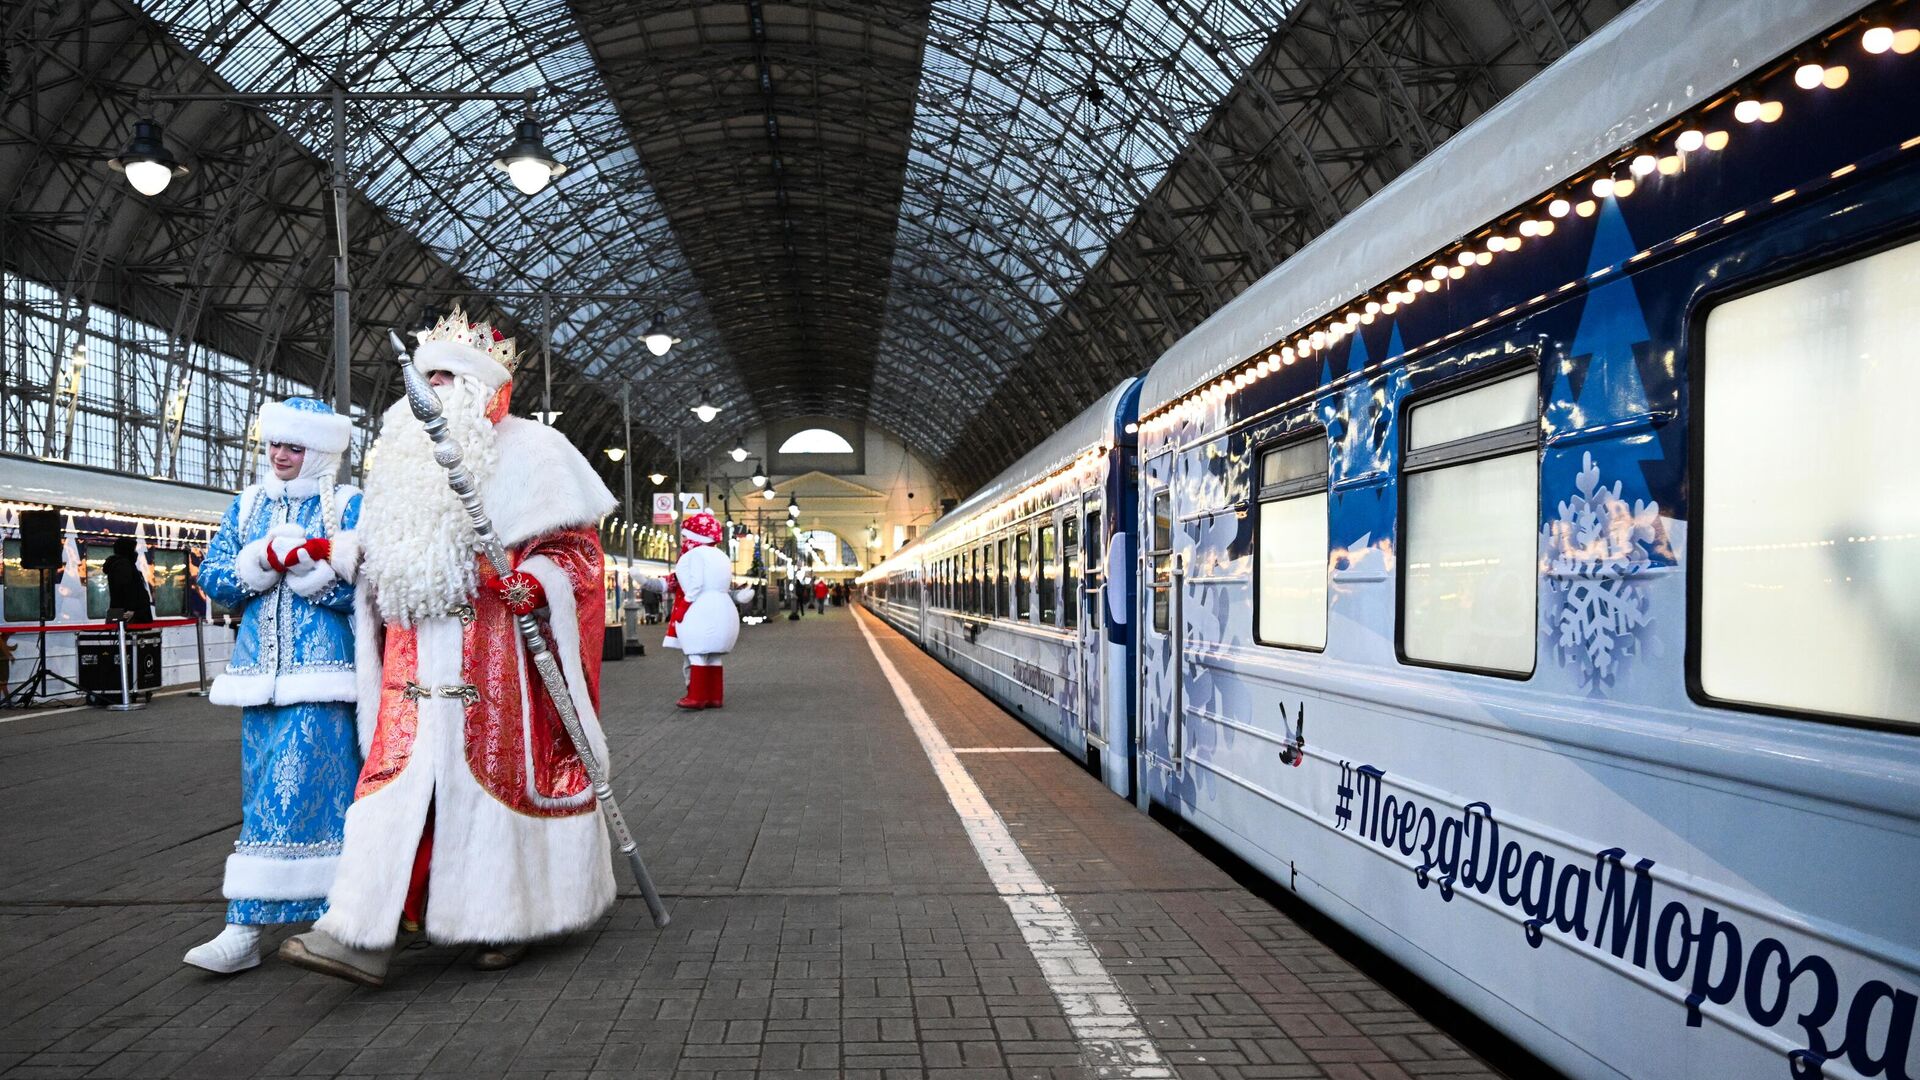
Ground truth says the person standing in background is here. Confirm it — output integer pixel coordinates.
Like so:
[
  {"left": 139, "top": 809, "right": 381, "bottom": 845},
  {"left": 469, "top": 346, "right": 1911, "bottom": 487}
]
[{"left": 101, "top": 538, "right": 153, "bottom": 623}]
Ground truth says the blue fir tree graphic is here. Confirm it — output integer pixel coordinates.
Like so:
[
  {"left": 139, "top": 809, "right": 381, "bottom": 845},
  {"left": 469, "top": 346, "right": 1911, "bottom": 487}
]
[{"left": 1558, "top": 197, "right": 1659, "bottom": 506}]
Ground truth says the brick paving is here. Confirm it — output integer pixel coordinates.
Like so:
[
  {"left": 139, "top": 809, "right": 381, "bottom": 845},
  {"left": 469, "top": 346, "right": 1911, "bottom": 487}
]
[{"left": 0, "top": 607, "right": 1506, "bottom": 1079}]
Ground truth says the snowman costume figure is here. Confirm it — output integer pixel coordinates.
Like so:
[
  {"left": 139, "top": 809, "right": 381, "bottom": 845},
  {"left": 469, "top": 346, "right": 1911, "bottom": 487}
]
[
  {"left": 188, "top": 397, "right": 364, "bottom": 974},
  {"left": 672, "top": 510, "right": 739, "bottom": 709}
]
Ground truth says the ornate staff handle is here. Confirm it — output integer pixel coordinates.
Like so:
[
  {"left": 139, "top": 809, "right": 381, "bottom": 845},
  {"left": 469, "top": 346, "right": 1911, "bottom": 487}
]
[{"left": 389, "top": 330, "right": 669, "bottom": 929}]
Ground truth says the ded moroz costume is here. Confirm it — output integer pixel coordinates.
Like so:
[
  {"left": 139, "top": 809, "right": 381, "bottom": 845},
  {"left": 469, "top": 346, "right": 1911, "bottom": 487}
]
[
  {"left": 279, "top": 308, "right": 618, "bottom": 987},
  {"left": 670, "top": 509, "right": 739, "bottom": 709},
  {"left": 186, "top": 396, "right": 364, "bottom": 974}
]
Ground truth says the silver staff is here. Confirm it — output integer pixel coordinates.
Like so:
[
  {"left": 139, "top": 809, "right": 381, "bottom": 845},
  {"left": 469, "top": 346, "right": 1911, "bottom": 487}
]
[{"left": 389, "top": 329, "right": 670, "bottom": 929}]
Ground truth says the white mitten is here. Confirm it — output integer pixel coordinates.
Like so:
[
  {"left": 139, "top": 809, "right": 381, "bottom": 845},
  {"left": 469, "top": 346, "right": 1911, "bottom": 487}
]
[
  {"left": 266, "top": 531, "right": 312, "bottom": 572},
  {"left": 235, "top": 538, "right": 281, "bottom": 593},
  {"left": 286, "top": 559, "right": 339, "bottom": 599}
]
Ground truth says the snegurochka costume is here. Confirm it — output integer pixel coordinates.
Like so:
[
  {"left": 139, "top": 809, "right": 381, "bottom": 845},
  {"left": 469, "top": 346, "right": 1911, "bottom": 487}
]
[
  {"left": 280, "top": 308, "right": 618, "bottom": 987},
  {"left": 187, "top": 396, "right": 364, "bottom": 975}
]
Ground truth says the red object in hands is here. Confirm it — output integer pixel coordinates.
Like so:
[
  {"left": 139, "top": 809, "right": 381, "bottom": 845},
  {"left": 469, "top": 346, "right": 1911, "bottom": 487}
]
[
  {"left": 303, "top": 537, "right": 332, "bottom": 564},
  {"left": 486, "top": 570, "right": 547, "bottom": 616}
]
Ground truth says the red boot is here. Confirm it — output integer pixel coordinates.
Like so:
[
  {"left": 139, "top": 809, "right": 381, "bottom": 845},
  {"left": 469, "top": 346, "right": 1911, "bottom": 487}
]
[
  {"left": 705, "top": 665, "right": 724, "bottom": 709},
  {"left": 676, "top": 667, "right": 705, "bottom": 710}
]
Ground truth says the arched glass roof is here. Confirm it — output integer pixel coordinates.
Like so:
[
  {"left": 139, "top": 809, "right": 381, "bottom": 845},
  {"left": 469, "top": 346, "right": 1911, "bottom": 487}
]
[{"left": 1, "top": 0, "right": 1632, "bottom": 490}]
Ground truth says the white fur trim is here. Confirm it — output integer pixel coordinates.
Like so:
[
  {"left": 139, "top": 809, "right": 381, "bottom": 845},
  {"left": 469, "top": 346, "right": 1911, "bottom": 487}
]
[
  {"left": 328, "top": 530, "right": 361, "bottom": 582},
  {"left": 210, "top": 669, "right": 358, "bottom": 707},
  {"left": 485, "top": 418, "right": 617, "bottom": 548},
  {"left": 414, "top": 339, "right": 511, "bottom": 392},
  {"left": 285, "top": 559, "right": 339, "bottom": 599},
  {"left": 259, "top": 401, "right": 353, "bottom": 453},
  {"left": 518, "top": 555, "right": 611, "bottom": 796},
  {"left": 210, "top": 670, "right": 274, "bottom": 707},
  {"left": 223, "top": 852, "right": 340, "bottom": 900},
  {"left": 352, "top": 587, "right": 383, "bottom": 759},
  {"left": 318, "top": 615, "right": 613, "bottom": 950},
  {"left": 270, "top": 668, "right": 358, "bottom": 705},
  {"left": 235, "top": 539, "right": 282, "bottom": 593}
]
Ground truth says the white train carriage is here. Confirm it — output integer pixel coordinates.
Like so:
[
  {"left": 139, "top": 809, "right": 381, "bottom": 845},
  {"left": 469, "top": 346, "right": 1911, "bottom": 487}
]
[
  {"left": 862, "top": 380, "right": 1140, "bottom": 792},
  {"left": 1130, "top": 1, "right": 1919, "bottom": 1078}
]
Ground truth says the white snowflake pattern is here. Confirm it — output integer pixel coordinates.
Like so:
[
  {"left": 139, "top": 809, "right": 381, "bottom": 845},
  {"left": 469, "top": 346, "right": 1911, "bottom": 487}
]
[{"left": 1541, "top": 452, "right": 1665, "bottom": 691}]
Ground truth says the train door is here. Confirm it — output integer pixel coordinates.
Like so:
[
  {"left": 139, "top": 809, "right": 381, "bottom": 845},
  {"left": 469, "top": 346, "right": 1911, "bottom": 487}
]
[{"left": 1135, "top": 449, "right": 1180, "bottom": 811}]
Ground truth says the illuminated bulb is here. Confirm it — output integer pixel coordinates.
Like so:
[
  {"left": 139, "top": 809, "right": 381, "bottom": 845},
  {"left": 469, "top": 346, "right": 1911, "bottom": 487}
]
[
  {"left": 124, "top": 160, "right": 174, "bottom": 197},
  {"left": 1407, "top": 278, "right": 1425, "bottom": 294},
  {"left": 1734, "top": 99, "right": 1763, "bottom": 123},
  {"left": 1431, "top": 265, "right": 1449, "bottom": 281},
  {"left": 1447, "top": 265, "right": 1465, "bottom": 280},
  {"left": 1704, "top": 130, "right": 1729, "bottom": 151},
  {"left": 1896, "top": 29, "right": 1920, "bottom": 54},
  {"left": 1591, "top": 176, "right": 1615, "bottom": 198},
  {"left": 1794, "top": 63, "right": 1824, "bottom": 89},
  {"left": 1548, "top": 198, "right": 1571, "bottom": 218},
  {"left": 1760, "top": 101, "right": 1785, "bottom": 123},
  {"left": 1360, "top": 311, "right": 1375, "bottom": 325},
  {"left": 1505, "top": 236, "right": 1523, "bottom": 252},
  {"left": 1343, "top": 312, "right": 1360, "bottom": 328},
  {"left": 1612, "top": 178, "right": 1635, "bottom": 198},
  {"left": 1631, "top": 154, "right": 1657, "bottom": 176},
  {"left": 1458, "top": 250, "right": 1476, "bottom": 267},
  {"left": 1474, "top": 251, "right": 1492, "bottom": 266},
  {"left": 1281, "top": 346, "right": 1295, "bottom": 363},
  {"left": 1576, "top": 200, "right": 1597, "bottom": 217},
  {"left": 1535, "top": 220, "right": 1554, "bottom": 236},
  {"left": 1519, "top": 219, "right": 1539, "bottom": 237},
  {"left": 1658, "top": 155, "right": 1682, "bottom": 175},
  {"left": 1486, "top": 236, "right": 1506, "bottom": 253},
  {"left": 1676, "top": 129, "right": 1705, "bottom": 153},
  {"left": 1309, "top": 331, "right": 1325, "bottom": 349},
  {"left": 1382, "top": 301, "right": 1398, "bottom": 315},
  {"left": 1822, "top": 65, "right": 1849, "bottom": 89},
  {"left": 1863, "top": 26, "right": 1895, "bottom": 53},
  {"left": 1364, "top": 300, "right": 1380, "bottom": 315}
]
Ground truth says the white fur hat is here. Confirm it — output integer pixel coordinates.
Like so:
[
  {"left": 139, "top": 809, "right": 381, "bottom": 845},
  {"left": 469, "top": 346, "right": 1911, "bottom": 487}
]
[{"left": 259, "top": 397, "right": 352, "bottom": 453}]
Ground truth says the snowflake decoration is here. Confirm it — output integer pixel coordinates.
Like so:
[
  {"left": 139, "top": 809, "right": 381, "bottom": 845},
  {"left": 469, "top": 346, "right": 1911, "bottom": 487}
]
[{"left": 1541, "top": 452, "right": 1666, "bottom": 691}]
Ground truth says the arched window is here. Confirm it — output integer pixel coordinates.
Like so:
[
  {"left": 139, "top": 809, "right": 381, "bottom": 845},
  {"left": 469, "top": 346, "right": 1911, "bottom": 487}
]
[{"left": 777, "top": 428, "right": 855, "bottom": 454}]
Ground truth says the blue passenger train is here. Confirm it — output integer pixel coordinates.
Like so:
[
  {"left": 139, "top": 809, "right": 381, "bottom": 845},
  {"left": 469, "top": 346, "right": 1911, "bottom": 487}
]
[{"left": 862, "top": 1, "right": 1920, "bottom": 1076}]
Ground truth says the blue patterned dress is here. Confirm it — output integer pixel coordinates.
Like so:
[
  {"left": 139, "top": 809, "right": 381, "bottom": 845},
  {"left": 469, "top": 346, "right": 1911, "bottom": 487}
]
[{"left": 201, "top": 479, "right": 362, "bottom": 925}]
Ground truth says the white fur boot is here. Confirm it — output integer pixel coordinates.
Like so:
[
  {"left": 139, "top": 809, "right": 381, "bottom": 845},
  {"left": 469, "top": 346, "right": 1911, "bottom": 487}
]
[{"left": 184, "top": 923, "right": 262, "bottom": 974}]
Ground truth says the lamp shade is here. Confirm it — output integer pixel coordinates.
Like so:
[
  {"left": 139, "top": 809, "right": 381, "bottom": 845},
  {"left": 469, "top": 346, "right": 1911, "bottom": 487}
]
[
  {"left": 492, "top": 118, "right": 567, "bottom": 195},
  {"left": 110, "top": 119, "right": 189, "bottom": 196}
]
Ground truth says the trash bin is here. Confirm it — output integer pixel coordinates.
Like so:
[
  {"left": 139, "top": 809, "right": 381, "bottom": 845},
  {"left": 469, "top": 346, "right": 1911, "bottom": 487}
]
[{"left": 602, "top": 624, "right": 626, "bottom": 661}]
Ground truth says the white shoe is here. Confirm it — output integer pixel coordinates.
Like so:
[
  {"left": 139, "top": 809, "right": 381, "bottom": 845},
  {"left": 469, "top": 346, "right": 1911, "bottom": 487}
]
[{"left": 184, "top": 924, "right": 262, "bottom": 974}]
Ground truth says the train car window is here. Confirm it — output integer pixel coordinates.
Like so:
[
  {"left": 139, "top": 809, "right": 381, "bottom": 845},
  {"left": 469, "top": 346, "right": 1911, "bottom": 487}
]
[
  {"left": 1038, "top": 524, "right": 1058, "bottom": 625},
  {"left": 83, "top": 543, "right": 114, "bottom": 619},
  {"left": 1150, "top": 489, "right": 1172, "bottom": 634},
  {"left": 151, "top": 550, "right": 188, "bottom": 617},
  {"left": 1062, "top": 515, "right": 1080, "bottom": 629},
  {"left": 1016, "top": 530, "right": 1033, "bottom": 621},
  {"left": 1698, "top": 239, "right": 1920, "bottom": 728},
  {"left": 998, "top": 534, "right": 1013, "bottom": 618},
  {"left": 2, "top": 540, "right": 45, "bottom": 621},
  {"left": 1401, "top": 367, "right": 1539, "bottom": 676},
  {"left": 1255, "top": 434, "right": 1330, "bottom": 650},
  {"left": 1084, "top": 506, "right": 1102, "bottom": 573},
  {"left": 972, "top": 546, "right": 983, "bottom": 615}
]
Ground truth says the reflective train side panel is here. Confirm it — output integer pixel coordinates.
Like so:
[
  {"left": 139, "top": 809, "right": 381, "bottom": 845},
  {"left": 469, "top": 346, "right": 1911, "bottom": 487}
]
[
  {"left": 863, "top": 380, "right": 1140, "bottom": 786},
  {"left": 1132, "top": 7, "right": 1920, "bottom": 1079}
]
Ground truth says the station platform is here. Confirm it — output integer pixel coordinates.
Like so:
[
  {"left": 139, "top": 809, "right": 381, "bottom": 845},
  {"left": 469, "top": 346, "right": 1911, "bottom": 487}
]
[{"left": 0, "top": 607, "right": 1508, "bottom": 1080}]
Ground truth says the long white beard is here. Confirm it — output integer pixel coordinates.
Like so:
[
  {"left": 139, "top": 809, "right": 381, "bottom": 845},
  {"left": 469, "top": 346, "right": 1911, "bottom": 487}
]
[{"left": 359, "top": 378, "right": 500, "bottom": 626}]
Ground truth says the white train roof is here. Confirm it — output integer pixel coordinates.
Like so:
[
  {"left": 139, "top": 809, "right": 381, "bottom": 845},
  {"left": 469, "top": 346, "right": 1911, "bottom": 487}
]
[
  {"left": 916, "top": 377, "right": 1137, "bottom": 549},
  {"left": 1140, "top": 0, "right": 1865, "bottom": 415},
  {"left": 0, "top": 454, "right": 234, "bottom": 525}
]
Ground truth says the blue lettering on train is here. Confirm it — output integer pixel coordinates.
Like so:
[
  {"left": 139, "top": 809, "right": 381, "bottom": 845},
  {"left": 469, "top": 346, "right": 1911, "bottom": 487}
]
[{"left": 1333, "top": 763, "right": 1917, "bottom": 1080}]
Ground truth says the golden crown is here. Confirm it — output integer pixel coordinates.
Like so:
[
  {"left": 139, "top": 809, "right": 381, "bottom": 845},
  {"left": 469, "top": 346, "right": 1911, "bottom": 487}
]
[{"left": 414, "top": 304, "right": 518, "bottom": 373}]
